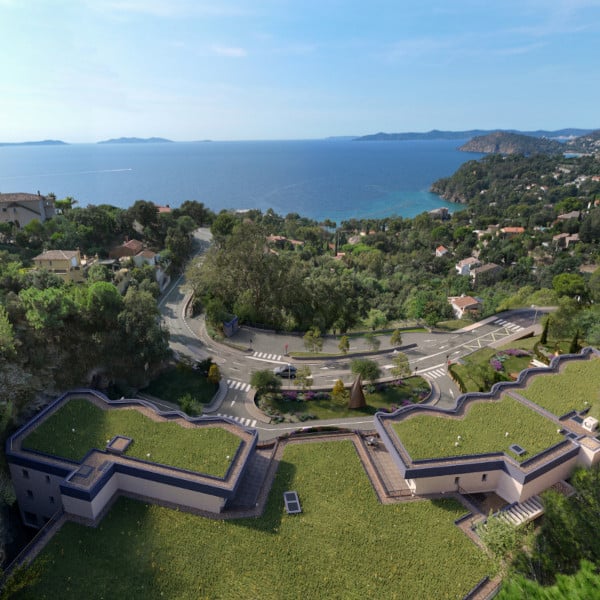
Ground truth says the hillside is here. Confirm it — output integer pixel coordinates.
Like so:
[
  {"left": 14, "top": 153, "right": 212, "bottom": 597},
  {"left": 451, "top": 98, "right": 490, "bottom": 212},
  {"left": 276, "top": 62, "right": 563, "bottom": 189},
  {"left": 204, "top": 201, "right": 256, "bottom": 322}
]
[
  {"left": 458, "top": 131, "right": 563, "bottom": 155},
  {"left": 354, "top": 128, "right": 593, "bottom": 142},
  {"left": 565, "top": 130, "right": 600, "bottom": 154}
]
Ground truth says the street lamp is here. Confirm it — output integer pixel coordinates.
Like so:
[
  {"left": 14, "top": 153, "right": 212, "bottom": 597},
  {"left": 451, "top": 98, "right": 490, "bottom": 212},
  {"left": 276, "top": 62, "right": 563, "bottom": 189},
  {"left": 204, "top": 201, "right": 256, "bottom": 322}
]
[{"left": 531, "top": 304, "right": 538, "bottom": 326}]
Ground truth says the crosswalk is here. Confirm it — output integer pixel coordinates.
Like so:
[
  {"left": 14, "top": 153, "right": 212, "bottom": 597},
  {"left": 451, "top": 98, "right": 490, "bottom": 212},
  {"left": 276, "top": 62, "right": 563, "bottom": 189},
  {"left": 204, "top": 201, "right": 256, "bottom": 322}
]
[
  {"left": 227, "top": 379, "right": 251, "bottom": 393},
  {"left": 216, "top": 413, "right": 257, "bottom": 428},
  {"left": 421, "top": 367, "right": 447, "bottom": 380},
  {"left": 493, "top": 319, "right": 524, "bottom": 332},
  {"left": 251, "top": 351, "right": 283, "bottom": 362}
]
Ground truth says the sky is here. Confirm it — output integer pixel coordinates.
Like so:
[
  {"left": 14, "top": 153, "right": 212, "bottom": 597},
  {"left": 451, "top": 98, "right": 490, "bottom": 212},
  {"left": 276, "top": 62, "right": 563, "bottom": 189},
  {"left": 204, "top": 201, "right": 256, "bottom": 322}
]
[{"left": 1, "top": 0, "right": 600, "bottom": 142}]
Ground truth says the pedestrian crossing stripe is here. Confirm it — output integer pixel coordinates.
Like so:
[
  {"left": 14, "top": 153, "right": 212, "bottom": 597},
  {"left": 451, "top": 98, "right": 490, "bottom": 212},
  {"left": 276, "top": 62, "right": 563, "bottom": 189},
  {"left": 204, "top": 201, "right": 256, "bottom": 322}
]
[
  {"left": 423, "top": 368, "right": 446, "bottom": 380},
  {"left": 226, "top": 380, "right": 251, "bottom": 392},
  {"left": 252, "top": 352, "right": 283, "bottom": 362},
  {"left": 216, "top": 413, "right": 257, "bottom": 428}
]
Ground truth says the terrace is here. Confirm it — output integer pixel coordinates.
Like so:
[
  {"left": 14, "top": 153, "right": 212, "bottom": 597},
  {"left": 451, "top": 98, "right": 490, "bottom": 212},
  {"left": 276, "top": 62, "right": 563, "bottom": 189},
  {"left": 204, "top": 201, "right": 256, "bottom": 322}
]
[
  {"left": 390, "top": 396, "right": 562, "bottom": 463},
  {"left": 376, "top": 349, "right": 600, "bottom": 503},
  {"left": 21, "top": 396, "right": 242, "bottom": 477},
  {"left": 10, "top": 441, "right": 494, "bottom": 599},
  {"left": 7, "top": 391, "right": 258, "bottom": 527},
  {"left": 516, "top": 357, "right": 600, "bottom": 419}
]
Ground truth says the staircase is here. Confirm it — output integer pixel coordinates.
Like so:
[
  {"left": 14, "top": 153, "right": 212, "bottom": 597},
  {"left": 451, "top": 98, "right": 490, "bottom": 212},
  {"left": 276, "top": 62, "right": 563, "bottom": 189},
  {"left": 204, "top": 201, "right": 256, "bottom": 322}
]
[{"left": 494, "top": 495, "right": 544, "bottom": 527}]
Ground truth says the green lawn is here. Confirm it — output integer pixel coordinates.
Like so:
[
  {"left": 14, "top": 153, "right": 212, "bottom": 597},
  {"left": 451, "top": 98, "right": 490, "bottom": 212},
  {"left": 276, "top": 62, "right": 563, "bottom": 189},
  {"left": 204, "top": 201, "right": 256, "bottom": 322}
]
[
  {"left": 259, "top": 377, "right": 429, "bottom": 421},
  {"left": 142, "top": 365, "right": 218, "bottom": 404},
  {"left": 22, "top": 398, "right": 241, "bottom": 477},
  {"left": 12, "top": 441, "right": 492, "bottom": 599},
  {"left": 393, "top": 396, "right": 563, "bottom": 462},
  {"left": 518, "top": 357, "right": 600, "bottom": 419},
  {"left": 451, "top": 344, "right": 535, "bottom": 393}
]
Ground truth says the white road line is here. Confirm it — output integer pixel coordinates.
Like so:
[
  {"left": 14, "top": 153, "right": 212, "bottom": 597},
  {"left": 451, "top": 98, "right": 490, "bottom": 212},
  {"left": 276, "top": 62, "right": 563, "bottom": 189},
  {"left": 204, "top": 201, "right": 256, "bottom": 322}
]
[
  {"left": 230, "top": 400, "right": 236, "bottom": 407},
  {"left": 419, "top": 363, "right": 446, "bottom": 373}
]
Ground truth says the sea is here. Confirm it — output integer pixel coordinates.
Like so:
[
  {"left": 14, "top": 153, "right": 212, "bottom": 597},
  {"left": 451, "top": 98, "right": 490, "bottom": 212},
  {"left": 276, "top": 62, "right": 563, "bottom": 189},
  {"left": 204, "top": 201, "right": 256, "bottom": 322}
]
[{"left": 0, "top": 139, "right": 483, "bottom": 223}]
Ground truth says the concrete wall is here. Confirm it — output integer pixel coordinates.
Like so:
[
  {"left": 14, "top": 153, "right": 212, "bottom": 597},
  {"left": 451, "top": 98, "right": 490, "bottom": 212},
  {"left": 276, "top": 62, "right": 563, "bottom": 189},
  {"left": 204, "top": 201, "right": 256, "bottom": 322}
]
[
  {"left": 411, "top": 469, "right": 502, "bottom": 497},
  {"left": 9, "top": 464, "right": 64, "bottom": 527},
  {"left": 61, "top": 474, "right": 120, "bottom": 521},
  {"left": 517, "top": 455, "right": 579, "bottom": 501},
  {"left": 116, "top": 473, "right": 226, "bottom": 513}
]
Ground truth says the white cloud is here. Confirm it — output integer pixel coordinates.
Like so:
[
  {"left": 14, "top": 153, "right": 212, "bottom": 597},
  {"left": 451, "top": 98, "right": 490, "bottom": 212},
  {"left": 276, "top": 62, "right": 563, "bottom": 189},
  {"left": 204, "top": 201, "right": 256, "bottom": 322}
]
[{"left": 210, "top": 45, "right": 247, "bottom": 58}]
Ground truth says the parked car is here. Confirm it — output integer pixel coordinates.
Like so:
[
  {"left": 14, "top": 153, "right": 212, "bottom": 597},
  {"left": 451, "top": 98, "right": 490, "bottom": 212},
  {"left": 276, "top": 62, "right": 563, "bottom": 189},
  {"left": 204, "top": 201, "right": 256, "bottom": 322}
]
[{"left": 273, "top": 364, "right": 297, "bottom": 378}]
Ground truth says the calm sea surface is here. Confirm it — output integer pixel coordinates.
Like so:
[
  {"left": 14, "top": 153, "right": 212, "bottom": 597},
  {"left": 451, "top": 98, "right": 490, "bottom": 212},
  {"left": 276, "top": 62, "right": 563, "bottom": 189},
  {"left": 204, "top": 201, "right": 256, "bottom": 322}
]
[{"left": 0, "top": 139, "right": 482, "bottom": 223}]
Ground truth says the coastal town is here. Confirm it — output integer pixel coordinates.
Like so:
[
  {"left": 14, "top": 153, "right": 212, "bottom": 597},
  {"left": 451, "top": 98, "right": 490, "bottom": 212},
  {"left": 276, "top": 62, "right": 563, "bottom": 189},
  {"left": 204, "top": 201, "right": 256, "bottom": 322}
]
[{"left": 1, "top": 132, "right": 600, "bottom": 598}]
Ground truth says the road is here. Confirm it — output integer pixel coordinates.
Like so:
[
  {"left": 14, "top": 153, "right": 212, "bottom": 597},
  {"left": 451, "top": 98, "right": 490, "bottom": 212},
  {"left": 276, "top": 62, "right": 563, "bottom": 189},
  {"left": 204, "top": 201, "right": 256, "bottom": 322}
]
[{"left": 158, "top": 229, "right": 545, "bottom": 439}]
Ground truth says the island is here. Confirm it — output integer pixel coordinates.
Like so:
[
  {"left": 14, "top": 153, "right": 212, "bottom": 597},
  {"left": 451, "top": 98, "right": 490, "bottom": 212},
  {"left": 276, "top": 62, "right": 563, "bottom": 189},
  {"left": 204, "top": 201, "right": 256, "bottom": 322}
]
[
  {"left": 96, "top": 137, "right": 173, "bottom": 144},
  {"left": 0, "top": 140, "right": 68, "bottom": 147}
]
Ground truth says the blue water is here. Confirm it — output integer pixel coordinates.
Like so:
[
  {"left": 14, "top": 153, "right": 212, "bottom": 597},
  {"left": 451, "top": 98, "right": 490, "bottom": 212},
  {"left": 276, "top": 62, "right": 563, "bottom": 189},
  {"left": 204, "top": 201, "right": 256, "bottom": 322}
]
[{"left": 0, "top": 139, "right": 482, "bottom": 222}]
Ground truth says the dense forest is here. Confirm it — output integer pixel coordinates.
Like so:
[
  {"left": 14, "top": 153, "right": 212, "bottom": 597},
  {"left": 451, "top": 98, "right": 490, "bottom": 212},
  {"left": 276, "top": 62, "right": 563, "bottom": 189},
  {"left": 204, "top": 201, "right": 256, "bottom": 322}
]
[{"left": 188, "top": 152, "right": 600, "bottom": 347}]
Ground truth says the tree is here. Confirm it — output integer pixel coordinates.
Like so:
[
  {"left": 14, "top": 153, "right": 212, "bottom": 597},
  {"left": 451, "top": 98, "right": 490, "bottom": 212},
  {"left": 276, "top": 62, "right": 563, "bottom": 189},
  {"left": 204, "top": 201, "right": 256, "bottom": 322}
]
[
  {"left": 116, "top": 287, "right": 170, "bottom": 381},
  {"left": 207, "top": 364, "right": 221, "bottom": 384},
  {"left": 390, "top": 352, "right": 410, "bottom": 378},
  {"left": 210, "top": 212, "right": 236, "bottom": 246},
  {"left": 338, "top": 335, "right": 350, "bottom": 355},
  {"left": 390, "top": 329, "right": 403, "bottom": 347},
  {"left": 540, "top": 317, "right": 550, "bottom": 345},
  {"left": 250, "top": 370, "right": 281, "bottom": 394},
  {"left": 296, "top": 365, "right": 312, "bottom": 391},
  {"left": 129, "top": 199, "right": 159, "bottom": 229},
  {"left": 0, "top": 305, "right": 15, "bottom": 358},
  {"left": 303, "top": 327, "right": 323, "bottom": 353},
  {"left": 178, "top": 393, "right": 202, "bottom": 416},
  {"left": 165, "top": 226, "right": 192, "bottom": 273},
  {"left": 350, "top": 358, "right": 380, "bottom": 383},
  {"left": 552, "top": 273, "right": 588, "bottom": 301},
  {"left": 569, "top": 330, "right": 580, "bottom": 354},
  {"left": 365, "top": 308, "right": 387, "bottom": 331},
  {"left": 331, "top": 379, "right": 348, "bottom": 406},
  {"left": 476, "top": 513, "right": 520, "bottom": 564},
  {"left": 364, "top": 332, "right": 381, "bottom": 351}
]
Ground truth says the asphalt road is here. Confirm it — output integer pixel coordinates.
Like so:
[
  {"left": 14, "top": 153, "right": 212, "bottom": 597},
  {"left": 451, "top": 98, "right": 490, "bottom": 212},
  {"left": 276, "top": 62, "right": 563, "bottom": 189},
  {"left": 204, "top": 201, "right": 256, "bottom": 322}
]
[{"left": 158, "top": 229, "right": 546, "bottom": 440}]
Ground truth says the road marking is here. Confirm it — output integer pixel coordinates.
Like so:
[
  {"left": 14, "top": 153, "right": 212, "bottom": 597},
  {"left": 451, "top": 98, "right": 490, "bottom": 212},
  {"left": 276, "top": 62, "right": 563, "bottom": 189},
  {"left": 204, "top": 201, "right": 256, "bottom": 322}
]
[
  {"left": 253, "top": 352, "right": 283, "bottom": 362},
  {"left": 230, "top": 400, "right": 236, "bottom": 407},
  {"left": 217, "top": 413, "right": 257, "bottom": 428},
  {"left": 226, "top": 380, "right": 251, "bottom": 392},
  {"left": 423, "top": 368, "right": 446, "bottom": 380},
  {"left": 248, "top": 355, "right": 286, "bottom": 364}
]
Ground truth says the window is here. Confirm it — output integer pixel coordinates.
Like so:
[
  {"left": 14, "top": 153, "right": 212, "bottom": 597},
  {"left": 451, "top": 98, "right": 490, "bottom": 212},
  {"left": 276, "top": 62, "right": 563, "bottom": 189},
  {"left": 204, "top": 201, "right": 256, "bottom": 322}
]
[
  {"left": 22, "top": 469, "right": 29, "bottom": 479},
  {"left": 49, "top": 496, "right": 55, "bottom": 504},
  {"left": 26, "top": 489, "right": 34, "bottom": 499},
  {"left": 482, "top": 474, "right": 487, "bottom": 482}
]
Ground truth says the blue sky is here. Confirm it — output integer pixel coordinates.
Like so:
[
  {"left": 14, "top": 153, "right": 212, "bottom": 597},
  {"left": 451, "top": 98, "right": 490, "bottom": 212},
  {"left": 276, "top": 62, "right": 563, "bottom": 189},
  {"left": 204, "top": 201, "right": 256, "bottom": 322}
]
[{"left": 1, "top": 0, "right": 599, "bottom": 142}]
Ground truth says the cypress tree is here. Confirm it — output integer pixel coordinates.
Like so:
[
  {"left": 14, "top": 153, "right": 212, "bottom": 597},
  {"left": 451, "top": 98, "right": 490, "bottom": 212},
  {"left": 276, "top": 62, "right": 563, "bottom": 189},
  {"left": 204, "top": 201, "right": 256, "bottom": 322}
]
[{"left": 540, "top": 317, "right": 549, "bottom": 345}]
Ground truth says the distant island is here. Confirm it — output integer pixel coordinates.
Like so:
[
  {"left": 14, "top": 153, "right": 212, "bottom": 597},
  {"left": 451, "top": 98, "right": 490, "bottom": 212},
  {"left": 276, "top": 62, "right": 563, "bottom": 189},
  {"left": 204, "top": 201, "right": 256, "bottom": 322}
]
[
  {"left": 97, "top": 137, "right": 173, "bottom": 145},
  {"left": 354, "top": 128, "right": 593, "bottom": 142},
  {"left": 459, "top": 131, "right": 564, "bottom": 155},
  {"left": 0, "top": 139, "right": 68, "bottom": 147}
]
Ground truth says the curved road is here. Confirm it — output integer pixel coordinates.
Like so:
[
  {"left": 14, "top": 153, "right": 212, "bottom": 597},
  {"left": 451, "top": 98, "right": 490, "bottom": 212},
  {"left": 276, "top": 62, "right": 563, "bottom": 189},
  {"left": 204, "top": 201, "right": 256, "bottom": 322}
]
[{"left": 159, "top": 229, "right": 546, "bottom": 440}]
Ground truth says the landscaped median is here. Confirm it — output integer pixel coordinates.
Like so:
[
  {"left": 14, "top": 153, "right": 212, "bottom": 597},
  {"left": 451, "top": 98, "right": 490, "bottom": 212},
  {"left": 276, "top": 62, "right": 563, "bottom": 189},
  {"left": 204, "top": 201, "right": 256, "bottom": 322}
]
[{"left": 10, "top": 441, "right": 493, "bottom": 599}]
